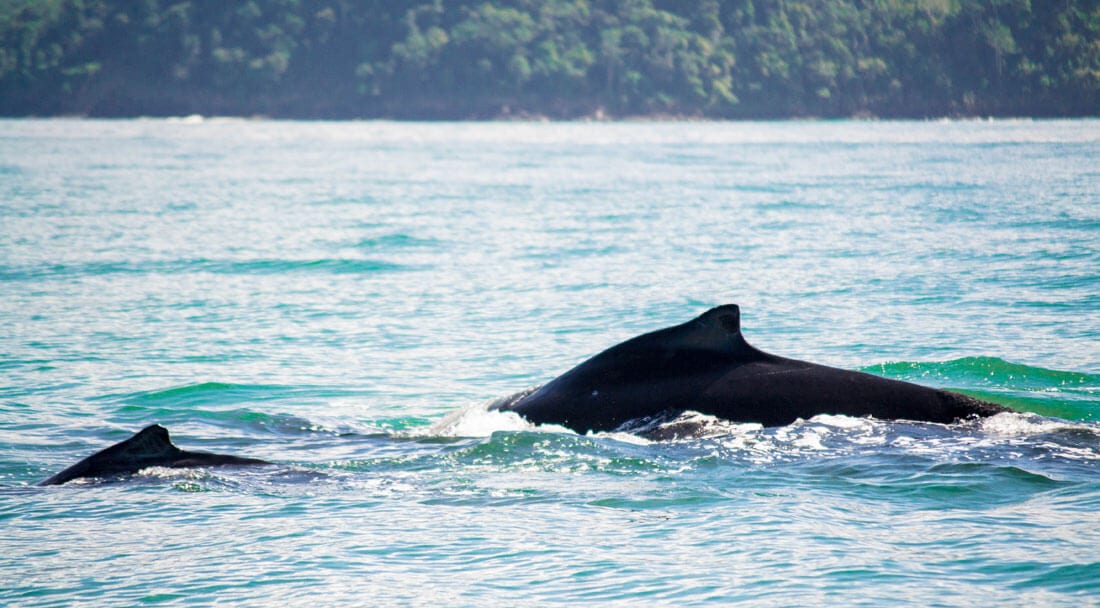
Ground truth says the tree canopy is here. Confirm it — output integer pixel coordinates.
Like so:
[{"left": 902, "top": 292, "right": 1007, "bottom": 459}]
[{"left": 1, "top": 0, "right": 1097, "bottom": 118}]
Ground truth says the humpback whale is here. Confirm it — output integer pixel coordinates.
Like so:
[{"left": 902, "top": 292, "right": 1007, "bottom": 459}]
[
  {"left": 495, "top": 304, "right": 1007, "bottom": 433},
  {"left": 40, "top": 424, "right": 270, "bottom": 486},
  {"left": 41, "top": 305, "right": 1008, "bottom": 484}
]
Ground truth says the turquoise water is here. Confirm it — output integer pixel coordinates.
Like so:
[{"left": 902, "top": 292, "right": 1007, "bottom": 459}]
[{"left": 2, "top": 119, "right": 1099, "bottom": 605}]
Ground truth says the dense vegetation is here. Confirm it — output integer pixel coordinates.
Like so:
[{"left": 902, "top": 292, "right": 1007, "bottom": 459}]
[{"left": 1, "top": 0, "right": 1097, "bottom": 118}]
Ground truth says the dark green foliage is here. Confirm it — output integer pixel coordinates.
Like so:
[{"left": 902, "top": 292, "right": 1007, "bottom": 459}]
[{"left": 1, "top": 0, "right": 1096, "bottom": 118}]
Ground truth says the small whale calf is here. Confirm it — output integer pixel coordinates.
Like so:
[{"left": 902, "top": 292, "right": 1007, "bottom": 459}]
[
  {"left": 39, "top": 424, "right": 269, "bottom": 486},
  {"left": 40, "top": 305, "right": 1008, "bottom": 485}
]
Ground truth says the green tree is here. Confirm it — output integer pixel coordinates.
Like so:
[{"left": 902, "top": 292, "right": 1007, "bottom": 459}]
[{"left": 0, "top": 0, "right": 1096, "bottom": 118}]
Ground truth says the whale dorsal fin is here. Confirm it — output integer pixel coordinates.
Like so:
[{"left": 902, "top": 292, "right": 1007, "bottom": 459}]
[
  {"left": 648, "top": 304, "right": 756, "bottom": 356},
  {"left": 118, "top": 424, "right": 181, "bottom": 460},
  {"left": 699, "top": 304, "right": 741, "bottom": 335},
  {"left": 40, "top": 424, "right": 182, "bottom": 485}
]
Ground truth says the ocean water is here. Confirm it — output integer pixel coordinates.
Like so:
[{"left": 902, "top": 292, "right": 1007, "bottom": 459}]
[{"left": 1, "top": 118, "right": 1099, "bottom": 606}]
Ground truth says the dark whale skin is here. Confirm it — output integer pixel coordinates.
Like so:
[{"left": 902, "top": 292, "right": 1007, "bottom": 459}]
[
  {"left": 498, "top": 305, "right": 1006, "bottom": 434},
  {"left": 40, "top": 425, "right": 269, "bottom": 486}
]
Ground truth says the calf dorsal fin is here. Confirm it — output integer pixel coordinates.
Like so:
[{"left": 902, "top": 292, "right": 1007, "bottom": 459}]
[{"left": 40, "top": 425, "right": 183, "bottom": 485}]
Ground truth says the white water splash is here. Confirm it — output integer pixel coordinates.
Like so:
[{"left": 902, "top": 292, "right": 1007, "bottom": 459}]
[
  {"left": 426, "top": 400, "right": 573, "bottom": 438},
  {"left": 977, "top": 411, "right": 1089, "bottom": 436}
]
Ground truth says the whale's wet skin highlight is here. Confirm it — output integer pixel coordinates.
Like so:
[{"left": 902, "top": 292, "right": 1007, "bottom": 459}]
[{"left": 3, "top": 120, "right": 1099, "bottom": 605}]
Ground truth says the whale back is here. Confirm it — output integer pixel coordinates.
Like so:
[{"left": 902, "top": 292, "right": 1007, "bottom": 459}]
[
  {"left": 503, "top": 304, "right": 1007, "bottom": 433},
  {"left": 40, "top": 425, "right": 269, "bottom": 485}
]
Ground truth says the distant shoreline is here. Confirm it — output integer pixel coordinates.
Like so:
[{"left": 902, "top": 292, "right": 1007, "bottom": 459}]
[
  {"left": 3, "top": 112, "right": 1091, "bottom": 123},
  {"left": 6, "top": 1, "right": 1096, "bottom": 124}
]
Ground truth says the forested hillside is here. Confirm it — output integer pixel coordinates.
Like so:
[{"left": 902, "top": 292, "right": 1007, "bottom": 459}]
[{"left": 2, "top": 0, "right": 1097, "bottom": 118}]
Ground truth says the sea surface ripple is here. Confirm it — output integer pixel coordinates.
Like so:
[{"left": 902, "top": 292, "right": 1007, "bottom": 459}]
[{"left": 1, "top": 119, "right": 1099, "bottom": 606}]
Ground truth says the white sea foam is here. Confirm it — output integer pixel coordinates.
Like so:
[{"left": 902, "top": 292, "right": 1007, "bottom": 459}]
[
  {"left": 809, "top": 413, "right": 876, "bottom": 429},
  {"left": 595, "top": 431, "right": 653, "bottom": 446},
  {"left": 979, "top": 411, "right": 1089, "bottom": 437},
  {"left": 137, "top": 466, "right": 205, "bottom": 481},
  {"left": 427, "top": 400, "right": 573, "bottom": 438}
]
